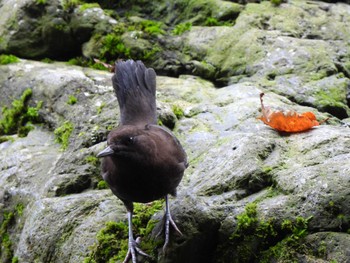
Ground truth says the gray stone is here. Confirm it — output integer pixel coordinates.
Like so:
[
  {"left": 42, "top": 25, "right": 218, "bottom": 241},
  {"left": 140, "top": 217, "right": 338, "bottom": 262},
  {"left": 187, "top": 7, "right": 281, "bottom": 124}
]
[
  {"left": 1, "top": 0, "right": 350, "bottom": 262},
  {"left": 0, "top": 0, "right": 116, "bottom": 59}
]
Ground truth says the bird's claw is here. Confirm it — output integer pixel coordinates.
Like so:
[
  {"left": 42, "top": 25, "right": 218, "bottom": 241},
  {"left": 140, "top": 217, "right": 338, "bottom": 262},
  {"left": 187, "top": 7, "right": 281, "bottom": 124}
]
[
  {"left": 168, "top": 215, "right": 183, "bottom": 236},
  {"left": 162, "top": 212, "right": 182, "bottom": 252},
  {"left": 122, "top": 237, "right": 150, "bottom": 263}
]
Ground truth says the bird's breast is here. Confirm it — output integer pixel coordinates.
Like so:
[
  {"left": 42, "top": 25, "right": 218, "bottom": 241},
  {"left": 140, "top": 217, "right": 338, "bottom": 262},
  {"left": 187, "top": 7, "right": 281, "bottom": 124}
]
[{"left": 101, "top": 156, "right": 182, "bottom": 203}]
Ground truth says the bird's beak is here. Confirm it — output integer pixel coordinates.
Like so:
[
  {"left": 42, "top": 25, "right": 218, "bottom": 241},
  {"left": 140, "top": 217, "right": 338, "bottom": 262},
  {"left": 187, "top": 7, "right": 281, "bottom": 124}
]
[{"left": 97, "top": 146, "right": 114, "bottom": 158}]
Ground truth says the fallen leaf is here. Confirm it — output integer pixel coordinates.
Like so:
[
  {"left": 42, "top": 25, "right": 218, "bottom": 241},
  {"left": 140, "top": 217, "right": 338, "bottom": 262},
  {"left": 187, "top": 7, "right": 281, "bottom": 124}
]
[{"left": 258, "top": 93, "right": 328, "bottom": 132}]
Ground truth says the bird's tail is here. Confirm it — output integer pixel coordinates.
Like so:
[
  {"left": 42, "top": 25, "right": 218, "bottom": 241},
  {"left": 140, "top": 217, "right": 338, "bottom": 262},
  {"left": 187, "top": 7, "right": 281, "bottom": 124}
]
[{"left": 112, "top": 60, "right": 157, "bottom": 126}]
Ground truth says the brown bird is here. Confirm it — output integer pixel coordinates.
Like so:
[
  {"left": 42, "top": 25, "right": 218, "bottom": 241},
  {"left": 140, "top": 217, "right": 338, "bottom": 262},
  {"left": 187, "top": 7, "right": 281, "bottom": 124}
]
[{"left": 97, "top": 60, "right": 188, "bottom": 263}]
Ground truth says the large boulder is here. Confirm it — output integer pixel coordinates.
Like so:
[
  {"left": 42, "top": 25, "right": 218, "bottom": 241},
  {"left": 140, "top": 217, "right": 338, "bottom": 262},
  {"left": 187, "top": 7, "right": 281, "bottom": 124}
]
[
  {"left": 0, "top": 58, "right": 349, "bottom": 263},
  {"left": 0, "top": 0, "right": 116, "bottom": 59},
  {"left": 1, "top": 0, "right": 350, "bottom": 262}
]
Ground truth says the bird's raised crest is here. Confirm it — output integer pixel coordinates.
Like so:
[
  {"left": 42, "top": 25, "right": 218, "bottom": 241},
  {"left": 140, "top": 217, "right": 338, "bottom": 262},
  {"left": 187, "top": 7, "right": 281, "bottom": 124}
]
[{"left": 112, "top": 60, "right": 157, "bottom": 126}]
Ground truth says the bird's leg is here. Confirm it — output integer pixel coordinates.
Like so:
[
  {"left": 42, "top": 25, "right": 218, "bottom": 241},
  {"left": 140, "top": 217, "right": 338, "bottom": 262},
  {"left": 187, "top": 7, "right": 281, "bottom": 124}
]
[
  {"left": 123, "top": 209, "right": 150, "bottom": 263},
  {"left": 163, "top": 195, "right": 183, "bottom": 252}
]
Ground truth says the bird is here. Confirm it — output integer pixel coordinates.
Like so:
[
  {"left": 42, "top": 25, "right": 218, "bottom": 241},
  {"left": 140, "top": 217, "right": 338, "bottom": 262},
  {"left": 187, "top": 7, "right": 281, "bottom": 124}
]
[{"left": 97, "top": 60, "right": 188, "bottom": 263}]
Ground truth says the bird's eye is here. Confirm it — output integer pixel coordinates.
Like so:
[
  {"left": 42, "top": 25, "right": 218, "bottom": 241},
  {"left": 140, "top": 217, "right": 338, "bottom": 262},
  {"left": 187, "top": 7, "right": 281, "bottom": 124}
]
[{"left": 125, "top": 136, "right": 134, "bottom": 145}]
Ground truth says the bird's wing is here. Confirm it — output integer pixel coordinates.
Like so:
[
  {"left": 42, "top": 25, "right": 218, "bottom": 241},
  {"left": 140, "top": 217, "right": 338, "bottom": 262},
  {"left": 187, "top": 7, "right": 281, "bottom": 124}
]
[{"left": 146, "top": 124, "right": 188, "bottom": 168}]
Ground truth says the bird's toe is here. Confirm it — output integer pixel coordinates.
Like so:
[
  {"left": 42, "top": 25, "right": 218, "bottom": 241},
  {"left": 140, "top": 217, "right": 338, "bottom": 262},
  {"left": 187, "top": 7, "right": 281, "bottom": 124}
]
[{"left": 123, "top": 237, "right": 150, "bottom": 263}]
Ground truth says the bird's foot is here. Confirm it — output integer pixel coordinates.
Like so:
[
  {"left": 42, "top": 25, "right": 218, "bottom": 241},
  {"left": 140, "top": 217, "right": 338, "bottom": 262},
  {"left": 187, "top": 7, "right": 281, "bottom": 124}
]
[
  {"left": 122, "top": 237, "right": 150, "bottom": 263},
  {"left": 162, "top": 211, "right": 183, "bottom": 252}
]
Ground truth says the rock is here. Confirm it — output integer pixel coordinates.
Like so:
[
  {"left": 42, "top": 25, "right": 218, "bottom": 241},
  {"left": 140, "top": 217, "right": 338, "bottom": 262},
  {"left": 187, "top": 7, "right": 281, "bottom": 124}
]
[
  {"left": 0, "top": 56, "right": 349, "bottom": 262},
  {"left": 0, "top": 0, "right": 116, "bottom": 59},
  {"left": 1, "top": 0, "right": 350, "bottom": 262},
  {"left": 16, "top": 191, "right": 123, "bottom": 263},
  {"left": 303, "top": 232, "right": 350, "bottom": 262},
  {"left": 152, "top": 0, "right": 242, "bottom": 25},
  {"left": 181, "top": 1, "right": 350, "bottom": 117}
]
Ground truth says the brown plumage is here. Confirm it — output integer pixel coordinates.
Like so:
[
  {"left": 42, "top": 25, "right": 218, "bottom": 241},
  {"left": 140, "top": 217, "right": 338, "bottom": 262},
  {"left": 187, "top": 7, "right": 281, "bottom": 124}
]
[{"left": 97, "top": 60, "right": 187, "bottom": 263}]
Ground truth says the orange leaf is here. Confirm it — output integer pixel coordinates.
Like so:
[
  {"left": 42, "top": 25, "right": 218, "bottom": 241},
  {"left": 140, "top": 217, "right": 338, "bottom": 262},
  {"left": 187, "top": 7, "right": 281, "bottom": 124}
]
[{"left": 258, "top": 93, "right": 326, "bottom": 133}]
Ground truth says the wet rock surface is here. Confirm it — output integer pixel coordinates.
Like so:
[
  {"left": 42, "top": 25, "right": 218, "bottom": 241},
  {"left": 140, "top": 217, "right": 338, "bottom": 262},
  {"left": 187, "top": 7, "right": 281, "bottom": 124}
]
[{"left": 1, "top": 0, "right": 350, "bottom": 262}]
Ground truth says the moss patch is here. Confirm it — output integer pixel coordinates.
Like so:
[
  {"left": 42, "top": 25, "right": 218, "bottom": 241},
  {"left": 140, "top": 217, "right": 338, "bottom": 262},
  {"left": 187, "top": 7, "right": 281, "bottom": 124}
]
[
  {"left": 96, "top": 102, "right": 106, "bottom": 114},
  {"left": 96, "top": 180, "right": 108, "bottom": 190},
  {"left": 35, "top": 0, "right": 47, "bottom": 5},
  {"left": 315, "top": 86, "right": 347, "bottom": 109},
  {"left": 172, "top": 22, "right": 192, "bottom": 35},
  {"left": 85, "top": 155, "right": 100, "bottom": 167},
  {"left": 260, "top": 216, "right": 313, "bottom": 262},
  {"left": 84, "top": 200, "right": 163, "bottom": 262},
  {"left": 0, "top": 88, "right": 42, "bottom": 140},
  {"left": 66, "top": 57, "right": 108, "bottom": 71},
  {"left": 79, "top": 3, "right": 100, "bottom": 12},
  {"left": 0, "top": 204, "right": 25, "bottom": 263},
  {"left": 217, "top": 203, "right": 314, "bottom": 262},
  {"left": 270, "top": 0, "right": 283, "bottom": 6},
  {"left": 0, "top": 54, "right": 19, "bottom": 65},
  {"left": 172, "top": 105, "right": 185, "bottom": 119},
  {"left": 100, "top": 33, "right": 131, "bottom": 60},
  {"left": 138, "top": 20, "right": 165, "bottom": 36},
  {"left": 67, "top": 95, "right": 78, "bottom": 105},
  {"left": 54, "top": 121, "right": 74, "bottom": 150},
  {"left": 62, "top": 0, "right": 81, "bottom": 11}
]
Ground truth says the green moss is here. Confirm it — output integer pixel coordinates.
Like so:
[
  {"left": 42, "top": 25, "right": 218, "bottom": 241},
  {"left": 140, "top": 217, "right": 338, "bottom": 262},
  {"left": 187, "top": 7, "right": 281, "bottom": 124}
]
[
  {"left": 66, "top": 57, "right": 108, "bottom": 71},
  {"left": 172, "top": 22, "right": 192, "bottom": 35},
  {"left": 221, "top": 203, "right": 277, "bottom": 262},
  {"left": 79, "top": 3, "right": 100, "bottom": 12},
  {"left": 35, "top": 0, "right": 47, "bottom": 4},
  {"left": 157, "top": 119, "right": 164, "bottom": 126},
  {"left": 0, "top": 136, "right": 14, "bottom": 143},
  {"left": 317, "top": 240, "right": 327, "bottom": 258},
  {"left": 315, "top": 87, "right": 347, "bottom": 108},
  {"left": 218, "top": 202, "right": 313, "bottom": 262},
  {"left": 231, "top": 203, "right": 259, "bottom": 238},
  {"left": 72, "top": 17, "right": 164, "bottom": 68},
  {"left": 54, "top": 121, "right": 74, "bottom": 150},
  {"left": 172, "top": 105, "right": 184, "bottom": 119},
  {"left": 0, "top": 88, "right": 42, "bottom": 139},
  {"left": 270, "top": 0, "right": 283, "bottom": 6},
  {"left": 67, "top": 95, "right": 78, "bottom": 105},
  {"left": 96, "top": 102, "right": 106, "bottom": 114},
  {"left": 15, "top": 204, "right": 24, "bottom": 217},
  {"left": 53, "top": 24, "right": 69, "bottom": 32},
  {"left": 262, "top": 166, "right": 273, "bottom": 174},
  {"left": 142, "top": 45, "right": 161, "bottom": 61},
  {"left": 97, "top": 180, "right": 108, "bottom": 190},
  {"left": 101, "top": 34, "right": 131, "bottom": 60},
  {"left": 97, "top": 19, "right": 164, "bottom": 62},
  {"left": 264, "top": 187, "right": 281, "bottom": 199},
  {"left": 133, "top": 201, "right": 163, "bottom": 236},
  {"left": 41, "top": 58, "right": 54, "bottom": 63},
  {"left": 0, "top": 204, "right": 25, "bottom": 262},
  {"left": 62, "top": 0, "right": 81, "bottom": 11},
  {"left": 336, "top": 213, "right": 349, "bottom": 230},
  {"left": 205, "top": 17, "right": 219, "bottom": 26},
  {"left": 0, "top": 37, "right": 5, "bottom": 50},
  {"left": 66, "top": 58, "right": 80, "bottom": 66},
  {"left": 204, "top": 17, "right": 235, "bottom": 27},
  {"left": 0, "top": 54, "right": 19, "bottom": 65},
  {"left": 139, "top": 20, "right": 165, "bottom": 36},
  {"left": 85, "top": 200, "right": 163, "bottom": 262},
  {"left": 85, "top": 155, "right": 100, "bottom": 167},
  {"left": 260, "top": 216, "right": 313, "bottom": 262}
]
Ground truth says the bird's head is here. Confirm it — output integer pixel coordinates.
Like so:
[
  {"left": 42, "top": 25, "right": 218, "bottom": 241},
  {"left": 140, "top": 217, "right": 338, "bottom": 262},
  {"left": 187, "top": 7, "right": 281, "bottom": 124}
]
[{"left": 96, "top": 126, "right": 154, "bottom": 160}]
